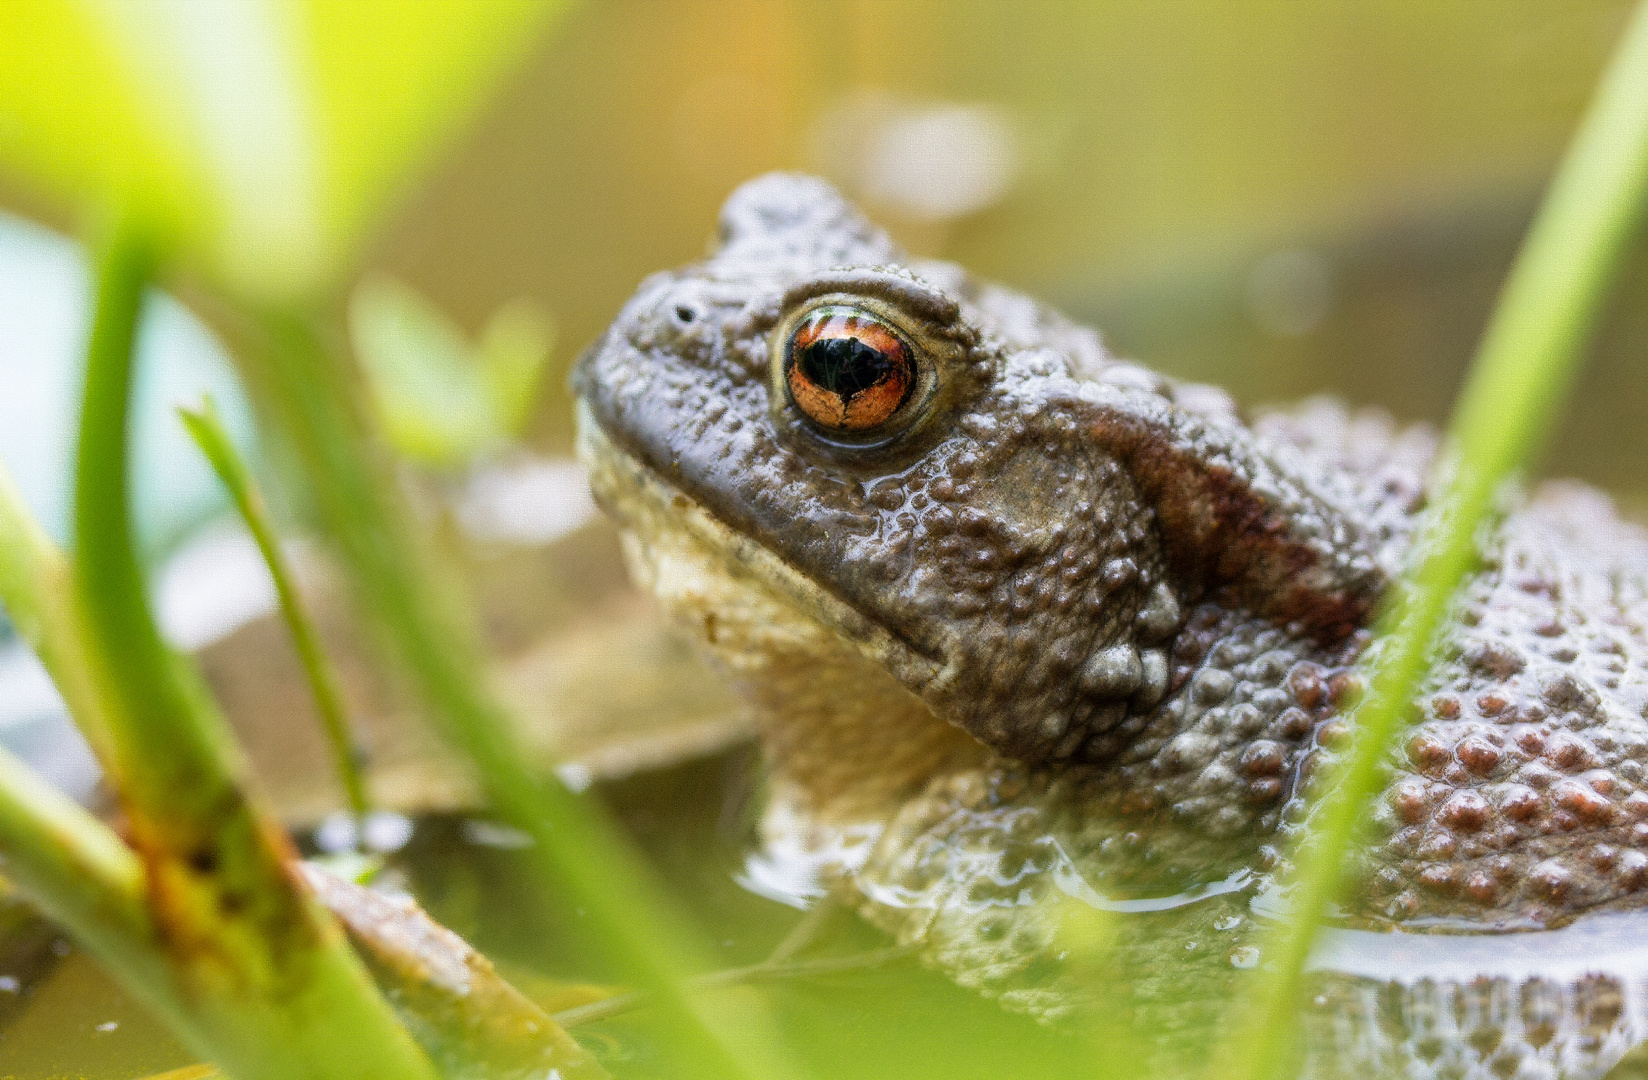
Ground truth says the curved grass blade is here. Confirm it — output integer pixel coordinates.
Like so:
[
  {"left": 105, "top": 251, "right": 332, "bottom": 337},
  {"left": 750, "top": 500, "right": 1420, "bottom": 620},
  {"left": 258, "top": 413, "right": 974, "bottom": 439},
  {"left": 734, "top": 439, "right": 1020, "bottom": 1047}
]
[
  {"left": 0, "top": 742, "right": 165, "bottom": 1017},
  {"left": 1214, "top": 4, "right": 1648, "bottom": 1077},
  {"left": 178, "top": 397, "right": 370, "bottom": 821}
]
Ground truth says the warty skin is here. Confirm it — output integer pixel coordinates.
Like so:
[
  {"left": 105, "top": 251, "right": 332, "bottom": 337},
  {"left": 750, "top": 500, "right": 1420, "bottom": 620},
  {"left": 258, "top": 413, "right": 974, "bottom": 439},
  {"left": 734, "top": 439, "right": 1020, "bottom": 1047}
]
[{"left": 576, "top": 173, "right": 1648, "bottom": 1074}]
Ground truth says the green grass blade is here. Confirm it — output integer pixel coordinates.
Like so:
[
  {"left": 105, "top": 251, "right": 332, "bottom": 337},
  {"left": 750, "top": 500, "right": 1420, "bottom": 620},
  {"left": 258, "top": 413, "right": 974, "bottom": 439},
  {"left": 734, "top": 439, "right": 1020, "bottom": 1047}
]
[
  {"left": 5, "top": 451, "right": 408, "bottom": 1079},
  {"left": 70, "top": 213, "right": 440, "bottom": 1080},
  {"left": 0, "top": 457, "right": 116, "bottom": 761},
  {"left": 1216, "top": 4, "right": 1648, "bottom": 1077},
  {"left": 178, "top": 397, "right": 370, "bottom": 821},
  {"left": 238, "top": 308, "right": 806, "bottom": 1080},
  {"left": 0, "top": 741, "right": 155, "bottom": 983},
  {"left": 0, "top": 451, "right": 70, "bottom": 656},
  {"left": 0, "top": 458, "right": 146, "bottom": 958}
]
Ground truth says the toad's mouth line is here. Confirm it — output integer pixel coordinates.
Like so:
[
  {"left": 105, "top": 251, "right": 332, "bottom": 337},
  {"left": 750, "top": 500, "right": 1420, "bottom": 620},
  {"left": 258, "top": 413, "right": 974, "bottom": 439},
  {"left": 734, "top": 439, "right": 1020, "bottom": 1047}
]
[{"left": 573, "top": 401, "right": 950, "bottom": 692}]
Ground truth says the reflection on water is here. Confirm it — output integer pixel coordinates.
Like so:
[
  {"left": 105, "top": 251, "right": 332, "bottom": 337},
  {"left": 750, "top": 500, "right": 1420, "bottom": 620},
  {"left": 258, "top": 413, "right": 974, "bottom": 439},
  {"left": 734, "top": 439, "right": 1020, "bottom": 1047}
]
[
  {"left": 1054, "top": 860, "right": 1253, "bottom": 916},
  {"left": 1314, "top": 913, "right": 1648, "bottom": 984},
  {"left": 1304, "top": 954, "right": 1648, "bottom": 1079},
  {"left": 10, "top": 748, "right": 1648, "bottom": 1078},
  {"left": 1298, "top": 914, "right": 1648, "bottom": 1080},
  {"left": 738, "top": 797, "right": 882, "bottom": 910}
]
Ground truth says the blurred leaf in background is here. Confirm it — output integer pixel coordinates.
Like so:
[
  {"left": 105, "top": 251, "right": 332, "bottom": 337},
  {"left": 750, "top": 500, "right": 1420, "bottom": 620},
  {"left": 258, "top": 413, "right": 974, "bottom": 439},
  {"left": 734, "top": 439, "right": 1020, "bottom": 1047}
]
[
  {"left": 0, "top": 213, "right": 257, "bottom": 562},
  {"left": 351, "top": 275, "right": 553, "bottom": 469},
  {"left": 0, "top": 0, "right": 566, "bottom": 297}
]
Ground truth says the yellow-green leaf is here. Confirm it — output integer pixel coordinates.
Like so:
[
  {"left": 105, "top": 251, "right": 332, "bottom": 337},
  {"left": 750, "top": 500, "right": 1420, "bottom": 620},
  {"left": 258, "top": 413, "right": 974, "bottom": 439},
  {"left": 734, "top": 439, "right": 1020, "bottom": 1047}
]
[
  {"left": 0, "top": 2, "right": 209, "bottom": 253},
  {"left": 481, "top": 297, "right": 556, "bottom": 437},
  {"left": 351, "top": 275, "right": 551, "bottom": 468},
  {"left": 0, "top": 0, "right": 564, "bottom": 296}
]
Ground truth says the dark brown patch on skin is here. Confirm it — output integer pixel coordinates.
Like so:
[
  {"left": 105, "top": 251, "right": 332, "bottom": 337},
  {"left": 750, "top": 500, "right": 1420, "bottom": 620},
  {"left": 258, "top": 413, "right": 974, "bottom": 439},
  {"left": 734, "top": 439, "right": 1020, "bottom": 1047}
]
[{"left": 1103, "top": 419, "right": 1376, "bottom": 642}]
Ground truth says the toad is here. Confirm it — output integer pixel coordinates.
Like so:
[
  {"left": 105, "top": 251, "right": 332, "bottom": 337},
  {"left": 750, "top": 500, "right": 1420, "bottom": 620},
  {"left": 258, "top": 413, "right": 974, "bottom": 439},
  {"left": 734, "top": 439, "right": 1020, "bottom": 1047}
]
[{"left": 574, "top": 174, "right": 1648, "bottom": 1072}]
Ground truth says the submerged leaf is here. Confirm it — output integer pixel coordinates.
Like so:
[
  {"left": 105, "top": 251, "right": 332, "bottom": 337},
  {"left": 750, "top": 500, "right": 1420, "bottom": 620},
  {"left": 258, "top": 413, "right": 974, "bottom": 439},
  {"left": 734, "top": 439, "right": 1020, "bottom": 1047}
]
[{"left": 301, "top": 863, "right": 611, "bottom": 1079}]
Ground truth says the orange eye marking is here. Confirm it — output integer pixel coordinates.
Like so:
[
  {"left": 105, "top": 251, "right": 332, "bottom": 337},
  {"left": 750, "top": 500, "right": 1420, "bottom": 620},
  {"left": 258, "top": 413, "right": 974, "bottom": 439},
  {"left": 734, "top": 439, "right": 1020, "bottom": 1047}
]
[{"left": 784, "top": 307, "right": 914, "bottom": 432}]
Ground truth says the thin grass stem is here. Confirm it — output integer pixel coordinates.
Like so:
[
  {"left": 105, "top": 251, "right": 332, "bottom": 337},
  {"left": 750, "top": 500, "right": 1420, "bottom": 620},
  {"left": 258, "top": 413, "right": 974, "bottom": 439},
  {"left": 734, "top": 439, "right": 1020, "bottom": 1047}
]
[
  {"left": 178, "top": 398, "right": 370, "bottom": 821},
  {"left": 1216, "top": 5, "right": 1648, "bottom": 1077},
  {"left": 766, "top": 896, "right": 838, "bottom": 965}
]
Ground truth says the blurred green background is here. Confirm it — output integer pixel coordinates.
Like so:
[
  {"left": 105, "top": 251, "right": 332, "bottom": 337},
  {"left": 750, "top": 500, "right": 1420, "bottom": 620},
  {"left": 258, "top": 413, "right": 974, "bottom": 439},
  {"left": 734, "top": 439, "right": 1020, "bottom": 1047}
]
[{"left": 356, "top": 0, "right": 1646, "bottom": 503}]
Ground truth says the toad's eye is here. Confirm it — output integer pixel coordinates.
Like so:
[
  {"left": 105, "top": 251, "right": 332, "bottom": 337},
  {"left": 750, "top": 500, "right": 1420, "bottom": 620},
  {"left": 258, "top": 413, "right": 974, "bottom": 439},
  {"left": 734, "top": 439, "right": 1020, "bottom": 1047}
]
[{"left": 783, "top": 306, "right": 915, "bottom": 432}]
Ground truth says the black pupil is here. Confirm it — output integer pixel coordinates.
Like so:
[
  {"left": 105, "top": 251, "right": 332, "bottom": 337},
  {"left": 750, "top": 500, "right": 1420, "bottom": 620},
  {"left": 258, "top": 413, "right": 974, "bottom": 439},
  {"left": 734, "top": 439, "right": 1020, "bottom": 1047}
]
[{"left": 795, "top": 336, "right": 895, "bottom": 399}]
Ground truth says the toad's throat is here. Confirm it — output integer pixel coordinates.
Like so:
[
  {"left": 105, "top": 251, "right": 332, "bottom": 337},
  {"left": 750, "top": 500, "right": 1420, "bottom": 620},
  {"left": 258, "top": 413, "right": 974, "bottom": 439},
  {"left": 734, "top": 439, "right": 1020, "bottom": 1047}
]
[{"left": 575, "top": 401, "right": 950, "bottom": 694}]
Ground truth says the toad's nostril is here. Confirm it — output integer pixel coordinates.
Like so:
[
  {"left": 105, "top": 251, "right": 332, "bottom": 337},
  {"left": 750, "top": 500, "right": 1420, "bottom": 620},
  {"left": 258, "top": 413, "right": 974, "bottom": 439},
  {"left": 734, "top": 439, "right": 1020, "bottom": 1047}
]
[{"left": 674, "top": 305, "right": 696, "bottom": 324}]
